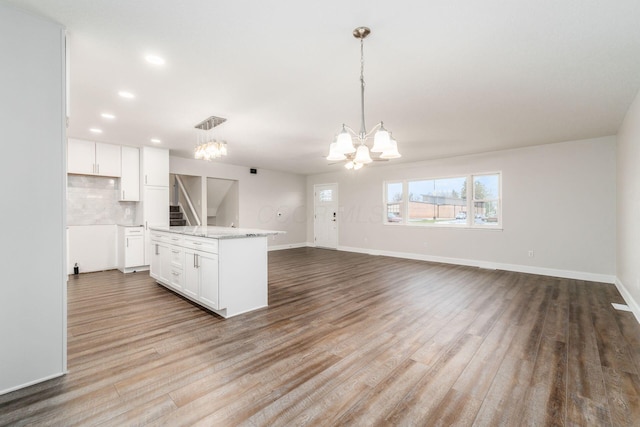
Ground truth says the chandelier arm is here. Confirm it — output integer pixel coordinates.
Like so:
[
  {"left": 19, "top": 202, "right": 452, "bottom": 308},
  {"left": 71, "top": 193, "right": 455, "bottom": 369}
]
[
  {"left": 342, "top": 124, "right": 359, "bottom": 137},
  {"left": 363, "top": 122, "right": 383, "bottom": 139}
]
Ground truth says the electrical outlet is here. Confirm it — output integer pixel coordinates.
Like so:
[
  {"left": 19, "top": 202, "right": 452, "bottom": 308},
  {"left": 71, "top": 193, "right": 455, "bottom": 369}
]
[{"left": 528, "top": 250, "right": 535, "bottom": 258}]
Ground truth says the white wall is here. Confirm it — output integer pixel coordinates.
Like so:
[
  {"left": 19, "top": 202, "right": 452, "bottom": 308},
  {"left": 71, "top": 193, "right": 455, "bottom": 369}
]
[
  {"left": 0, "top": 5, "right": 66, "bottom": 394},
  {"left": 307, "top": 137, "right": 616, "bottom": 282},
  {"left": 216, "top": 181, "right": 239, "bottom": 227},
  {"left": 617, "top": 89, "right": 640, "bottom": 321},
  {"left": 170, "top": 157, "right": 307, "bottom": 248}
]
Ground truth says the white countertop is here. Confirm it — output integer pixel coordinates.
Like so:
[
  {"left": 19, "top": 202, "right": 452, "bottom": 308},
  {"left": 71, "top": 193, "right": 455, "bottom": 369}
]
[{"left": 150, "top": 225, "right": 285, "bottom": 239}]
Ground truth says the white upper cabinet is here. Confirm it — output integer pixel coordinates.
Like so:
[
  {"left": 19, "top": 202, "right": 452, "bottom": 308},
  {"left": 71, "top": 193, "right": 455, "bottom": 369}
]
[
  {"left": 95, "top": 142, "right": 121, "bottom": 176},
  {"left": 67, "top": 138, "right": 121, "bottom": 177},
  {"left": 120, "top": 146, "right": 140, "bottom": 201},
  {"left": 142, "top": 146, "right": 169, "bottom": 187}
]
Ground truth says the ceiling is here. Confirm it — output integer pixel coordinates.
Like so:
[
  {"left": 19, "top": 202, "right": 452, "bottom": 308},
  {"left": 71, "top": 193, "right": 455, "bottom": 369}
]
[{"left": 6, "top": 0, "right": 640, "bottom": 175}]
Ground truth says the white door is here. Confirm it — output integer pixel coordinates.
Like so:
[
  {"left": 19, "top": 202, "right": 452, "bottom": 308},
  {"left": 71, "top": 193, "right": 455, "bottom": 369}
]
[{"left": 314, "top": 183, "right": 338, "bottom": 249}]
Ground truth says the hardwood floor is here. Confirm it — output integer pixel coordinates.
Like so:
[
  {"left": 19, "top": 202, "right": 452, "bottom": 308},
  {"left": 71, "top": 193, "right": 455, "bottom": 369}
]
[{"left": 2, "top": 248, "right": 640, "bottom": 426}]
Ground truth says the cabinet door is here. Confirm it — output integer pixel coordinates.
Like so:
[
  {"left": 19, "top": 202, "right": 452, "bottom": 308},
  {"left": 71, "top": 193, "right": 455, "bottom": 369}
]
[
  {"left": 95, "top": 142, "right": 121, "bottom": 177},
  {"left": 67, "top": 139, "right": 95, "bottom": 174},
  {"left": 120, "top": 146, "right": 140, "bottom": 201},
  {"left": 142, "top": 146, "right": 169, "bottom": 187},
  {"left": 143, "top": 186, "right": 169, "bottom": 265},
  {"left": 199, "top": 252, "right": 219, "bottom": 309},
  {"left": 183, "top": 249, "right": 199, "bottom": 299},
  {"left": 125, "top": 235, "right": 144, "bottom": 267},
  {"left": 149, "top": 241, "right": 162, "bottom": 280}
]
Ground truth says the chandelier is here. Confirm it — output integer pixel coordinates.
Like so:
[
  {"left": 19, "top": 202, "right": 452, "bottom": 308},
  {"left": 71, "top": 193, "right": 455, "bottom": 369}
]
[
  {"left": 194, "top": 115, "right": 228, "bottom": 161},
  {"left": 327, "top": 26, "right": 400, "bottom": 170}
]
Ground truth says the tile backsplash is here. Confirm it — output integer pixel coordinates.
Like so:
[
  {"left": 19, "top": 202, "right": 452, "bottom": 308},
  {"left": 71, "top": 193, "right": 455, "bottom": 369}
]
[{"left": 67, "top": 175, "right": 138, "bottom": 225}]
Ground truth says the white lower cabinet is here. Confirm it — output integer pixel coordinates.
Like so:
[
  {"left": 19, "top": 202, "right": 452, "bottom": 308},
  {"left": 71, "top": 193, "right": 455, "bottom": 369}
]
[
  {"left": 197, "top": 251, "right": 219, "bottom": 309},
  {"left": 183, "top": 249, "right": 219, "bottom": 309},
  {"left": 117, "top": 226, "right": 146, "bottom": 273},
  {"left": 150, "top": 238, "right": 170, "bottom": 284}
]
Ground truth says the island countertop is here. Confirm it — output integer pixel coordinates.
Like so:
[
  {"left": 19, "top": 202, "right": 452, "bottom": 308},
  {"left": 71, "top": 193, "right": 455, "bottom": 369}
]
[{"left": 149, "top": 225, "right": 285, "bottom": 239}]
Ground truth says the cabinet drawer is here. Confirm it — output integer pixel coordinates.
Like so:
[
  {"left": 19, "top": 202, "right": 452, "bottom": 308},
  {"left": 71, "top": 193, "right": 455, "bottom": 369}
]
[
  {"left": 150, "top": 231, "right": 170, "bottom": 242},
  {"left": 124, "top": 227, "right": 144, "bottom": 236},
  {"left": 183, "top": 237, "right": 218, "bottom": 254},
  {"left": 169, "top": 268, "right": 183, "bottom": 289},
  {"left": 168, "top": 234, "right": 184, "bottom": 246},
  {"left": 170, "top": 247, "right": 183, "bottom": 269}
]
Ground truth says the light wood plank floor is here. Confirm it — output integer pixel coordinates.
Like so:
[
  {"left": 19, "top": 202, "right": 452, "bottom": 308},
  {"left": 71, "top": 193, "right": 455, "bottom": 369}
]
[{"left": 2, "top": 248, "right": 640, "bottom": 426}]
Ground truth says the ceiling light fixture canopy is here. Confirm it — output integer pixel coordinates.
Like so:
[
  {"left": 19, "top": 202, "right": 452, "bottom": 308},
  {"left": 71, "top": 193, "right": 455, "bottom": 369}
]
[
  {"left": 194, "top": 115, "right": 228, "bottom": 161},
  {"left": 327, "top": 26, "right": 400, "bottom": 170}
]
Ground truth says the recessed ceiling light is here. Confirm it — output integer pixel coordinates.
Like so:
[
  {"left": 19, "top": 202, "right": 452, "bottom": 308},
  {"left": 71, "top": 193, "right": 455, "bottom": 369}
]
[
  {"left": 101, "top": 113, "right": 116, "bottom": 119},
  {"left": 118, "top": 90, "right": 135, "bottom": 99},
  {"left": 145, "top": 55, "right": 165, "bottom": 66},
  {"left": 150, "top": 138, "right": 161, "bottom": 144},
  {"left": 89, "top": 128, "right": 103, "bottom": 134}
]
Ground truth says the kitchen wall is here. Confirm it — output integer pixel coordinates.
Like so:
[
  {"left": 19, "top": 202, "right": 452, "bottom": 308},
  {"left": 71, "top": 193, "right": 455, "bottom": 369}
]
[
  {"left": 67, "top": 175, "right": 137, "bottom": 225},
  {"left": 170, "top": 157, "right": 307, "bottom": 249},
  {"left": 617, "top": 87, "right": 640, "bottom": 321},
  {"left": 307, "top": 136, "right": 616, "bottom": 283}
]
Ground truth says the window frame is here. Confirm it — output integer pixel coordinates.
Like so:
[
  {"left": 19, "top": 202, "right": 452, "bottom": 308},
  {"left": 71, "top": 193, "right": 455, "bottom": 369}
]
[
  {"left": 383, "top": 172, "right": 502, "bottom": 230},
  {"left": 383, "top": 180, "right": 405, "bottom": 226}
]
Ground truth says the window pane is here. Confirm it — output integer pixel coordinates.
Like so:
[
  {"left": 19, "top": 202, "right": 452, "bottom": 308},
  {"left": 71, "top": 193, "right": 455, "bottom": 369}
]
[
  {"left": 473, "top": 174, "right": 499, "bottom": 200},
  {"left": 473, "top": 173, "right": 500, "bottom": 226},
  {"left": 385, "top": 182, "right": 403, "bottom": 223},
  {"left": 318, "top": 189, "right": 333, "bottom": 202},
  {"left": 407, "top": 177, "right": 466, "bottom": 225}
]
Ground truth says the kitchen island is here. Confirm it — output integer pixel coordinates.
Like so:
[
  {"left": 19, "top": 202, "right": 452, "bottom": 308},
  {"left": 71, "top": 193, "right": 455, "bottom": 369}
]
[{"left": 149, "top": 226, "right": 283, "bottom": 318}]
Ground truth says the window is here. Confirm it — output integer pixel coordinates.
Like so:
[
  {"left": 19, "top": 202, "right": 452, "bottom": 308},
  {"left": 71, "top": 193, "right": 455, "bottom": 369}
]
[
  {"left": 385, "top": 182, "right": 403, "bottom": 224},
  {"left": 407, "top": 177, "right": 466, "bottom": 225},
  {"left": 318, "top": 189, "right": 333, "bottom": 202},
  {"left": 383, "top": 172, "right": 501, "bottom": 228}
]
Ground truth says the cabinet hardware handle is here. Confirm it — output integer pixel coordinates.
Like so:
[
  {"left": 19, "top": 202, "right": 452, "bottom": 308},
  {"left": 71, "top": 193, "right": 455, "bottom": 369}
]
[
  {"left": 145, "top": 221, "right": 148, "bottom": 230},
  {"left": 126, "top": 238, "right": 129, "bottom": 248},
  {"left": 155, "top": 244, "right": 159, "bottom": 255},
  {"left": 145, "top": 174, "right": 148, "bottom": 184},
  {"left": 193, "top": 242, "right": 202, "bottom": 245},
  {"left": 122, "top": 190, "right": 125, "bottom": 199},
  {"left": 172, "top": 250, "right": 179, "bottom": 254}
]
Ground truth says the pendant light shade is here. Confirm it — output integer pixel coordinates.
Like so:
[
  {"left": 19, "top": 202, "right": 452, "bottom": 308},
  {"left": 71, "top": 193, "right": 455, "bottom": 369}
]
[
  {"left": 336, "top": 126, "right": 355, "bottom": 154},
  {"left": 327, "top": 143, "right": 347, "bottom": 161},
  {"left": 371, "top": 124, "right": 391, "bottom": 153},
  {"left": 354, "top": 145, "right": 373, "bottom": 164},
  {"left": 380, "top": 138, "right": 401, "bottom": 159}
]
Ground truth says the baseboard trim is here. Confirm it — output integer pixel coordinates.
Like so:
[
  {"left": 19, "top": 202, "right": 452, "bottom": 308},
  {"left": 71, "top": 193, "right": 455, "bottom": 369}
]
[
  {"left": 1, "top": 371, "right": 66, "bottom": 396},
  {"left": 336, "top": 245, "right": 616, "bottom": 284},
  {"left": 268, "top": 242, "right": 309, "bottom": 251},
  {"left": 614, "top": 278, "right": 640, "bottom": 324}
]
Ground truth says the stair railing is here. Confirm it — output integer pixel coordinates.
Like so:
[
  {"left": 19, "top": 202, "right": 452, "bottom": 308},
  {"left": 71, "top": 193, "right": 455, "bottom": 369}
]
[{"left": 175, "top": 175, "right": 201, "bottom": 226}]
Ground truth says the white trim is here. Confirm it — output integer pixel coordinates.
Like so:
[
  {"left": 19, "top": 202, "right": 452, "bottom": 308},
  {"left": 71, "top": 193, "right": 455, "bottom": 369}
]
[
  {"left": 615, "top": 278, "right": 640, "bottom": 324},
  {"left": 268, "top": 242, "right": 309, "bottom": 251},
  {"left": 1, "top": 371, "right": 66, "bottom": 396},
  {"left": 336, "top": 245, "right": 616, "bottom": 284}
]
